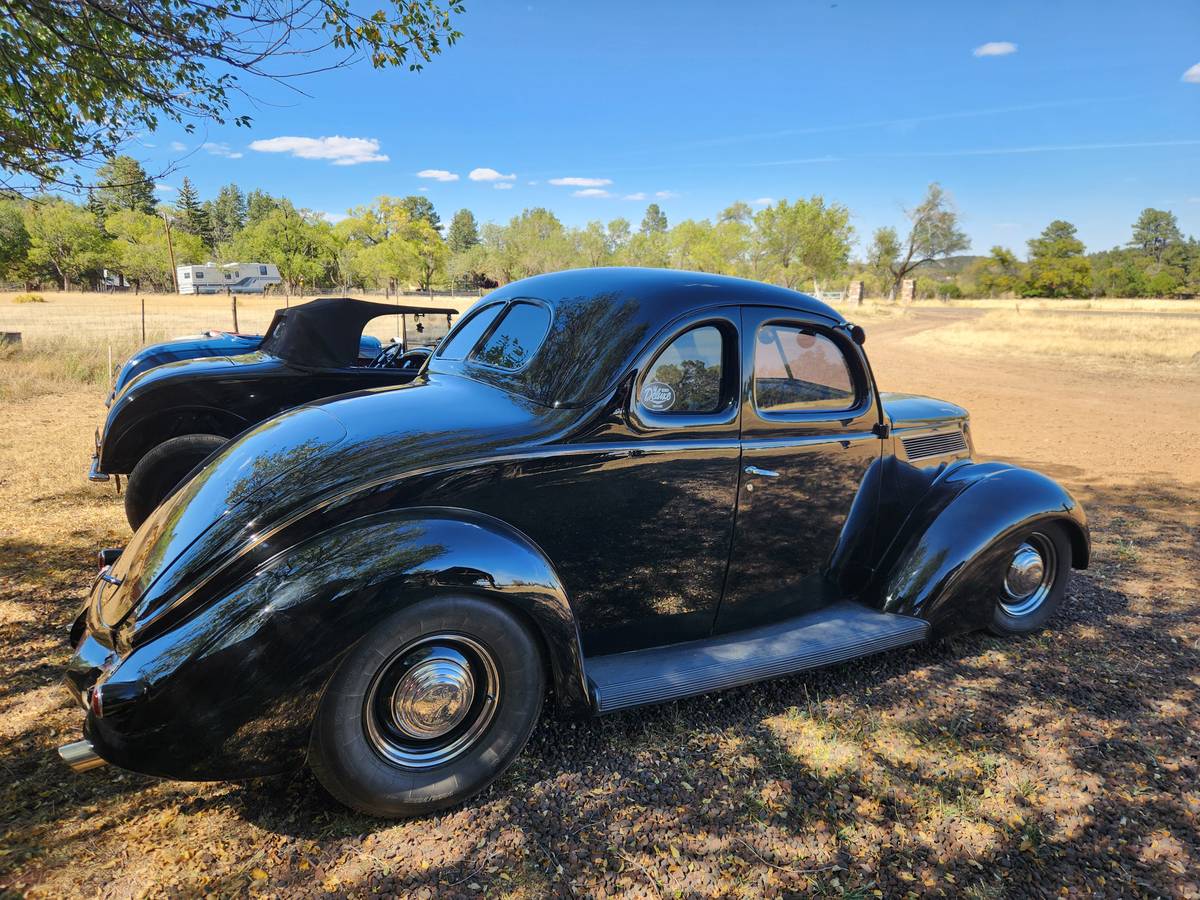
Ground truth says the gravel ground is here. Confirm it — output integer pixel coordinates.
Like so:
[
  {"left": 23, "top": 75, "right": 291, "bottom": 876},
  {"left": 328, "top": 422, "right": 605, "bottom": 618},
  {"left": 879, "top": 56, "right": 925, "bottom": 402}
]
[{"left": 1, "top": 311, "right": 1198, "bottom": 897}]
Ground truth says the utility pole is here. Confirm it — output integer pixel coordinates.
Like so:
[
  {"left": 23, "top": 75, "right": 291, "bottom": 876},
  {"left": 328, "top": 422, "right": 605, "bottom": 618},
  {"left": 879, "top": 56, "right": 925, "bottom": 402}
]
[{"left": 161, "top": 213, "right": 178, "bottom": 293}]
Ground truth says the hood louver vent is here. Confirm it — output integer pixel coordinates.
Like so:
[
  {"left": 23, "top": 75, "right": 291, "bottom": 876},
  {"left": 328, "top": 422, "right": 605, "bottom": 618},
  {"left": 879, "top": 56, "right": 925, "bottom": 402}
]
[{"left": 902, "top": 430, "right": 968, "bottom": 461}]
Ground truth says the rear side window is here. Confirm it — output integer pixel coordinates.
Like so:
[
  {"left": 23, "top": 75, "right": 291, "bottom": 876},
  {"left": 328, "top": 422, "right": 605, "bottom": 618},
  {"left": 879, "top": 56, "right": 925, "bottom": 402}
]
[
  {"left": 754, "top": 325, "right": 855, "bottom": 413},
  {"left": 436, "top": 303, "right": 504, "bottom": 360},
  {"left": 472, "top": 302, "right": 551, "bottom": 371},
  {"left": 639, "top": 325, "right": 724, "bottom": 413}
]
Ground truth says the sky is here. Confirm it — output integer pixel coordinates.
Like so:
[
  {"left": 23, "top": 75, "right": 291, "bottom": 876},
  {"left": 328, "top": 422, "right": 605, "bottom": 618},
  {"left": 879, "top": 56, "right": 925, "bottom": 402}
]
[{"left": 137, "top": 0, "right": 1200, "bottom": 257}]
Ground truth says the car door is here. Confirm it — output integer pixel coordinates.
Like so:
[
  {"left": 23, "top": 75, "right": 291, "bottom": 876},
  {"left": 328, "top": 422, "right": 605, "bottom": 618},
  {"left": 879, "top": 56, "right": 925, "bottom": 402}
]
[
  {"left": 714, "top": 306, "right": 884, "bottom": 634},
  {"left": 488, "top": 307, "right": 744, "bottom": 656}
]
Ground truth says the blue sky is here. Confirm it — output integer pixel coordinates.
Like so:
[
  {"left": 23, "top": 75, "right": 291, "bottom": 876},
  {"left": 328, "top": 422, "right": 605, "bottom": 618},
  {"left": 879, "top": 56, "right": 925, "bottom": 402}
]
[{"left": 141, "top": 0, "right": 1199, "bottom": 257}]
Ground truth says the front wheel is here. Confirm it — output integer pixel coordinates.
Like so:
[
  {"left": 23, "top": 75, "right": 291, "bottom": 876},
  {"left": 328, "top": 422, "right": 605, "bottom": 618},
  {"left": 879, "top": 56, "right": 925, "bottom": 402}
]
[
  {"left": 988, "top": 522, "right": 1073, "bottom": 636},
  {"left": 123, "top": 433, "right": 227, "bottom": 530},
  {"left": 309, "top": 596, "right": 544, "bottom": 818}
]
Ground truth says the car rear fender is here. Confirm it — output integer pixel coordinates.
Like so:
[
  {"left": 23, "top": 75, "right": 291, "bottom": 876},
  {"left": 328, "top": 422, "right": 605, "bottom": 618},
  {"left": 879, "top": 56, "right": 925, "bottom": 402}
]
[
  {"left": 89, "top": 507, "right": 589, "bottom": 780},
  {"left": 869, "top": 462, "right": 1089, "bottom": 636},
  {"left": 103, "top": 405, "right": 249, "bottom": 472}
]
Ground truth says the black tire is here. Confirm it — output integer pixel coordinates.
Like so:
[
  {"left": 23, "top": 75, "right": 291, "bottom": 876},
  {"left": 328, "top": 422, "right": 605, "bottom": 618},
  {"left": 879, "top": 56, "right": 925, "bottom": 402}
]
[
  {"left": 987, "top": 521, "right": 1073, "bottom": 636},
  {"left": 309, "top": 596, "right": 544, "bottom": 818},
  {"left": 123, "top": 433, "right": 227, "bottom": 530}
]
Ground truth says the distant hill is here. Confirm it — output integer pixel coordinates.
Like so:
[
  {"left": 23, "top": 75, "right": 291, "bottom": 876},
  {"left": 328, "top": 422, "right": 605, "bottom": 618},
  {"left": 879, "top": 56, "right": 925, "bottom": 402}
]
[{"left": 921, "top": 255, "right": 986, "bottom": 275}]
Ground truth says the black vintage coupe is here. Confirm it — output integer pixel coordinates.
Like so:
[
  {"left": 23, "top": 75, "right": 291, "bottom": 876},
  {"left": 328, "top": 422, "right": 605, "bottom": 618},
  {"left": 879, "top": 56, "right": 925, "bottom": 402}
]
[
  {"left": 61, "top": 269, "right": 1089, "bottom": 817},
  {"left": 90, "top": 297, "right": 454, "bottom": 529}
]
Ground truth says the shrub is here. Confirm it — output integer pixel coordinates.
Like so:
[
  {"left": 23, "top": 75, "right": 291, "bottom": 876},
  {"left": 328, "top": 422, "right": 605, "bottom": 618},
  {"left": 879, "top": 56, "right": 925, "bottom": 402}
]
[{"left": 12, "top": 293, "right": 46, "bottom": 304}]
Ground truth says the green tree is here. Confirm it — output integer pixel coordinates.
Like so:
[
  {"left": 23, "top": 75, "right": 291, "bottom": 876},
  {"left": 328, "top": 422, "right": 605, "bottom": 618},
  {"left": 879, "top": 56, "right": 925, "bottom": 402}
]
[
  {"left": 1, "top": 1, "right": 464, "bottom": 187},
  {"left": 106, "top": 209, "right": 204, "bottom": 291},
  {"left": 965, "top": 245, "right": 1021, "bottom": 297},
  {"left": 23, "top": 199, "right": 112, "bottom": 289},
  {"left": 400, "top": 195, "right": 441, "bottom": 231},
  {"left": 447, "top": 209, "right": 480, "bottom": 253},
  {"left": 640, "top": 203, "right": 668, "bottom": 235},
  {"left": 233, "top": 203, "right": 335, "bottom": 294},
  {"left": 246, "top": 190, "right": 282, "bottom": 226},
  {"left": 1129, "top": 208, "right": 1182, "bottom": 264},
  {"left": 879, "top": 183, "right": 970, "bottom": 299},
  {"left": 1022, "top": 220, "right": 1091, "bottom": 298},
  {"left": 94, "top": 156, "right": 156, "bottom": 216},
  {"left": 753, "top": 196, "right": 854, "bottom": 290},
  {"left": 175, "top": 177, "right": 213, "bottom": 247},
  {"left": 867, "top": 227, "right": 901, "bottom": 291},
  {"left": 0, "top": 199, "right": 31, "bottom": 277},
  {"left": 208, "top": 184, "right": 247, "bottom": 246}
]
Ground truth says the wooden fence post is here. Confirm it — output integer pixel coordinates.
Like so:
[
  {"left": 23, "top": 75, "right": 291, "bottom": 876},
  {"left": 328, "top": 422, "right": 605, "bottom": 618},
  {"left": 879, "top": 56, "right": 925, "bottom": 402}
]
[
  {"left": 231, "top": 294, "right": 239, "bottom": 333},
  {"left": 140, "top": 297, "right": 146, "bottom": 342}
]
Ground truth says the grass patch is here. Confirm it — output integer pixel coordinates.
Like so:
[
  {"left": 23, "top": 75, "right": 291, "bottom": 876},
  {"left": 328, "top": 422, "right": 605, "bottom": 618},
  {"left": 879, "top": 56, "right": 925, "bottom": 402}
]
[
  {"left": 905, "top": 308, "right": 1200, "bottom": 366},
  {"left": 12, "top": 293, "right": 46, "bottom": 304}
]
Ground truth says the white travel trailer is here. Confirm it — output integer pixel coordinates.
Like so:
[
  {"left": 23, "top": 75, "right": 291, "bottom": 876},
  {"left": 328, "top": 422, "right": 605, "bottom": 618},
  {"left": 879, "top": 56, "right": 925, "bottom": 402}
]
[{"left": 176, "top": 262, "right": 282, "bottom": 295}]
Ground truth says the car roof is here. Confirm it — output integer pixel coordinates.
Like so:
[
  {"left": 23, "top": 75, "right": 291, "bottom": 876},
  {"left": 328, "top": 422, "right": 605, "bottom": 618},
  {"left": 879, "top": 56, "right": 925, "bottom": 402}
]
[
  {"left": 482, "top": 267, "right": 845, "bottom": 324},
  {"left": 432, "top": 268, "right": 848, "bottom": 409},
  {"left": 260, "top": 297, "right": 456, "bottom": 368}
]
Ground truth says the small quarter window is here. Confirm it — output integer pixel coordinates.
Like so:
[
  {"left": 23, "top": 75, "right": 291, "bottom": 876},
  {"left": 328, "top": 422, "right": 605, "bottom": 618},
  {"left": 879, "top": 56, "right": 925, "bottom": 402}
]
[
  {"left": 640, "top": 325, "right": 724, "bottom": 413},
  {"left": 436, "top": 303, "right": 504, "bottom": 360},
  {"left": 472, "top": 302, "right": 551, "bottom": 371},
  {"left": 754, "top": 325, "right": 855, "bottom": 413}
]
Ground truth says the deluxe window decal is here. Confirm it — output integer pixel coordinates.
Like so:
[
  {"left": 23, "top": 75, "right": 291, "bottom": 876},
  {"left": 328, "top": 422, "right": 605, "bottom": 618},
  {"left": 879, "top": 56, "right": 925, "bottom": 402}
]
[{"left": 641, "top": 381, "right": 676, "bottom": 411}]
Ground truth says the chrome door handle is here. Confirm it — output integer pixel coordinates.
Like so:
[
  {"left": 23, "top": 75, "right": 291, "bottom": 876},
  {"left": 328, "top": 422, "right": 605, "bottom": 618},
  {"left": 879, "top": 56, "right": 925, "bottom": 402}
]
[{"left": 744, "top": 466, "right": 780, "bottom": 478}]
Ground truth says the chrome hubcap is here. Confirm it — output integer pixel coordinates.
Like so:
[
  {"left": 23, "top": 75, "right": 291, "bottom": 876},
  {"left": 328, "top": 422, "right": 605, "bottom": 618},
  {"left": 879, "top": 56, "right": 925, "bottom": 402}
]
[
  {"left": 364, "top": 634, "right": 499, "bottom": 769},
  {"left": 391, "top": 649, "right": 476, "bottom": 739},
  {"left": 1000, "top": 534, "right": 1056, "bottom": 617}
]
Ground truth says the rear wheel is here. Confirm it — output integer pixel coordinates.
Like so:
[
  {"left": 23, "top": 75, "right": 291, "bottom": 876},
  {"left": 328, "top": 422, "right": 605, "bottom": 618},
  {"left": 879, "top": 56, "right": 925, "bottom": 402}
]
[
  {"left": 309, "top": 596, "right": 544, "bottom": 818},
  {"left": 123, "top": 433, "right": 227, "bottom": 530},
  {"left": 988, "top": 522, "right": 1072, "bottom": 636}
]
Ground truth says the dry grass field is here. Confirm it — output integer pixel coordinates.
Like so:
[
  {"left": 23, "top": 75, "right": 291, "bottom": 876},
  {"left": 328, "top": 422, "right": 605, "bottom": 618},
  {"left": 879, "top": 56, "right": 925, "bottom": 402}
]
[{"left": 0, "top": 296, "right": 1198, "bottom": 897}]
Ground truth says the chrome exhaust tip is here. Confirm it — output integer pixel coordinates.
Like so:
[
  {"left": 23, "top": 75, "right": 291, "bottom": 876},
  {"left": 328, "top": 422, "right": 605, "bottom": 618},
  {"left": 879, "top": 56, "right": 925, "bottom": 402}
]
[{"left": 58, "top": 739, "right": 107, "bottom": 773}]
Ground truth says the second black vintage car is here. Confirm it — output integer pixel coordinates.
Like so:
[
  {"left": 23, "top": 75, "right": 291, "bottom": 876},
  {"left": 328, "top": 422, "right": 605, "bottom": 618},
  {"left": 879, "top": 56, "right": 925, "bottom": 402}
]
[
  {"left": 90, "top": 297, "right": 454, "bottom": 529},
  {"left": 61, "top": 268, "right": 1088, "bottom": 817}
]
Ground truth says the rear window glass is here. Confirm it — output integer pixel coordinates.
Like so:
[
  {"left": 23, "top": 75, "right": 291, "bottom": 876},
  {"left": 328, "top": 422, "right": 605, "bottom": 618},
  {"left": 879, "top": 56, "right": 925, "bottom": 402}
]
[
  {"left": 472, "top": 302, "right": 551, "bottom": 371},
  {"left": 436, "top": 303, "right": 504, "bottom": 360}
]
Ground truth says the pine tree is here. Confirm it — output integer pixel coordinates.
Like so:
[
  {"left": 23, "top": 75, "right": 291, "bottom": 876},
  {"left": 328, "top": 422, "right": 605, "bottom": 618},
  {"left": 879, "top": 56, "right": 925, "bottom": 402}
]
[
  {"left": 209, "top": 184, "right": 247, "bottom": 245},
  {"left": 175, "top": 177, "right": 213, "bottom": 247},
  {"left": 641, "top": 203, "right": 668, "bottom": 234},
  {"left": 447, "top": 209, "right": 479, "bottom": 253},
  {"left": 94, "top": 155, "right": 156, "bottom": 216}
]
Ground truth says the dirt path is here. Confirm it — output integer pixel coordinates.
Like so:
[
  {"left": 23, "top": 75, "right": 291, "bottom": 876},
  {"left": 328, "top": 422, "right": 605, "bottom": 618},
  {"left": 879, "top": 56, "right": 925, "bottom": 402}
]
[{"left": 865, "top": 307, "right": 1200, "bottom": 487}]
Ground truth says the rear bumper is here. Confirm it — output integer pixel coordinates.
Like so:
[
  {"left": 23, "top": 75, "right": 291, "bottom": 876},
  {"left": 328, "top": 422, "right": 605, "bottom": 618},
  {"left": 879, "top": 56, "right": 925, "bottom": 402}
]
[
  {"left": 88, "top": 454, "right": 110, "bottom": 482},
  {"left": 89, "top": 428, "right": 110, "bottom": 482}
]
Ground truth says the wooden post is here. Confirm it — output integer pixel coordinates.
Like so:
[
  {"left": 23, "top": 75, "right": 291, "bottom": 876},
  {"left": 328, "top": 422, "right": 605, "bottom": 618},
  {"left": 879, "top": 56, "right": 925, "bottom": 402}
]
[
  {"left": 161, "top": 215, "right": 178, "bottom": 293},
  {"left": 231, "top": 294, "right": 239, "bottom": 333},
  {"left": 140, "top": 297, "right": 146, "bottom": 342}
]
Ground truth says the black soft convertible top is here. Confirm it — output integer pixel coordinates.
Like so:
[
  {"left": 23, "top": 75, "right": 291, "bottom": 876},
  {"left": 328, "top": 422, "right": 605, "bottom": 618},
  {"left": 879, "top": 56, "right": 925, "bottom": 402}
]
[{"left": 259, "top": 297, "right": 456, "bottom": 368}]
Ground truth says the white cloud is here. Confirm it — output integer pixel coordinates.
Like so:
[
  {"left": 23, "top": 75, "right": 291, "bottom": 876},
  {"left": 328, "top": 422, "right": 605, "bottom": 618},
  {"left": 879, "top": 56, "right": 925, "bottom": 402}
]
[
  {"left": 623, "top": 192, "right": 647, "bottom": 201},
  {"left": 248, "top": 135, "right": 387, "bottom": 165},
  {"left": 202, "top": 141, "right": 244, "bottom": 159},
  {"left": 320, "top": 211, "right": 349, "bottom": 224},
  {"left": 1182, "top": 62, "right": 1200, "bottom": 83},
  {"left": 574, "top": 188, "right": 611, "bottom": 198},
  {"left": 655, "top": 190, "right": 679, "bottom": 199},
  {"left": 550, "top": 176, "right": 612, "bottom": 187},
  {"left": 469, "top": 167, "right": 516, "bottom": 182},
  {"left": 417, "top": 168, "right": 459, "bottom": 182},
  {"left": 154, "top": 183, "right": 176, "bottom": 193},
  {"left": 527, "top": 180, "right": 539, "bottom": 185},
  {"left": 1188, "top": 196, "right": 1200, "bottom": 203},
  {"left": 494, "top": 182, "right": 514, "bottom": 190},
  {"left": 973, "top": 41, "right": 1017, "bottom": 58},
  {"left": 751, "top": 197, "right": 773, "bottom": 206},
  {"left": 170, "top": 141, "right": 187, "bottom": 152}
]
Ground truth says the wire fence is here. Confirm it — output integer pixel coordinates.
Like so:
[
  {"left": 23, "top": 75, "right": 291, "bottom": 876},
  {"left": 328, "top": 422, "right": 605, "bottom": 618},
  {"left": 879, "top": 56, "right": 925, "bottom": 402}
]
[{"left": 1, "top": 290, "right": 483, "bottom": 349}]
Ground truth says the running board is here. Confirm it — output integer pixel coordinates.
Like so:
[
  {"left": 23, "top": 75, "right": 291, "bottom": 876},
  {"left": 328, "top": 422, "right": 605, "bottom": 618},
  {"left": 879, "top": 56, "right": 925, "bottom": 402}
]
[{"left": 587, "top": 601, "right": 929, "bottom": 713}]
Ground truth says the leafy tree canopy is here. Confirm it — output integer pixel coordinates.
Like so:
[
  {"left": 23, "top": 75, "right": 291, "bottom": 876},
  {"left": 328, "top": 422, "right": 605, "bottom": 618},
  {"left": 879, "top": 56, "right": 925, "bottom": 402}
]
[{"left": 1, "top": 0, "right": 464, "bottom": 189}]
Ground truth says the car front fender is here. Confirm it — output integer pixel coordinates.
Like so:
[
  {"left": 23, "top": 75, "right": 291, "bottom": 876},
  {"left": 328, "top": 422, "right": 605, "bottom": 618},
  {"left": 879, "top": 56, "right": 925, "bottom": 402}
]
[
  {"left": 86, "top": 507, "right": 588, "bottom": 780},
  {"left": 872, "top": 462, "right": 1089, "bottom": 636}
]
